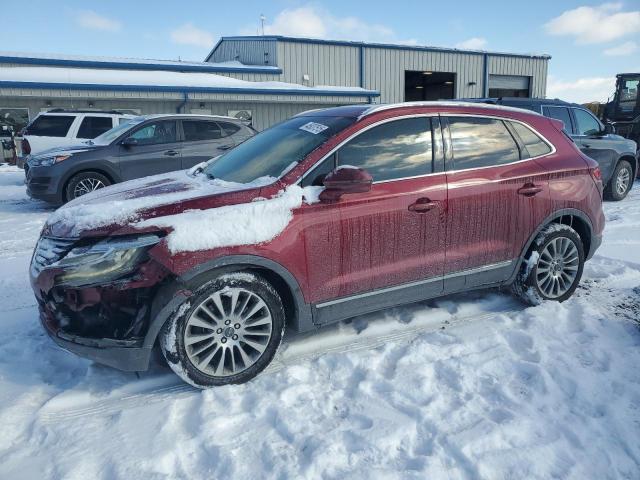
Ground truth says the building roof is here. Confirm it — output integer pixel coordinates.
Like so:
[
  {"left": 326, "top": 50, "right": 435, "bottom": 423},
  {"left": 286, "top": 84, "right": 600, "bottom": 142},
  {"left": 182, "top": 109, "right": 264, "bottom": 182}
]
[
  {"left": 206, "top": 35, "right": 552, "bottom": 62},
  {"left": 0, "top": 51, "right": 282, "bottom": 74},
  {"left": 0, "top": 65, "right": 380, "bottom": 98}
]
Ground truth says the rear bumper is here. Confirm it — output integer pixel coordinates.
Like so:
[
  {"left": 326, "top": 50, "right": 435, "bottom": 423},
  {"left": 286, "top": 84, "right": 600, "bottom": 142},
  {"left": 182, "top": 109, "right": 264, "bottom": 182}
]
[{"left": 39, "top": 303, "right": 152, "bottom": 371}]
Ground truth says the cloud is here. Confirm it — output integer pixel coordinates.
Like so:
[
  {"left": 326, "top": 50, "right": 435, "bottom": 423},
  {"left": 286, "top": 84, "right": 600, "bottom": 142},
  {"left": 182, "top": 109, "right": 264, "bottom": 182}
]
[
  {"left": 547, "top": 75, "right": 616, "bottom": 103},
  {"left": 455, "top": 37, "right": 487, "bottom": 50},
  {"left": 603, "top": 40, "right": 637, "bottom": 56},
  {"left": 544, "top": 3, "right": 640, "bottom": 44},
  {"left": 242, "top": 6, "right": 416, "bottom": 44},
  {"left": 75, "top": 10, "right": 121, "bottom": 32},
  {"left": 170, "top": 23, "right": 214, "bottom": 48}
]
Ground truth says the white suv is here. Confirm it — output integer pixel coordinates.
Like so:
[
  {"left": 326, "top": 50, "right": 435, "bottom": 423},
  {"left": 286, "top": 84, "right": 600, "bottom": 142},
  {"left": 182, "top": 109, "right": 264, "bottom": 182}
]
[{"left": 19, "top": 110, "right": 134, "bottom": 157}]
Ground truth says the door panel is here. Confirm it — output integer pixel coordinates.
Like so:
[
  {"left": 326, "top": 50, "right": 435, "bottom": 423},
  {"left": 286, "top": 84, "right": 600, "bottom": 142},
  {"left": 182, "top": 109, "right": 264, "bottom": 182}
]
[
  {"left": 571, "top": 108, "right": 618, "bottom": 183},
  {"left": 118, "top": 120, "right": 181, "bottom": 180}
]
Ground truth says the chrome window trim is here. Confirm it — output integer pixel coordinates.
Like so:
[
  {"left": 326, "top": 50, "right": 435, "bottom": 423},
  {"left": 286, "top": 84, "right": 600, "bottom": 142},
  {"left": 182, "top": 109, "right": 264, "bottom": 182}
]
[
  {"left": 315, "top": 260, "right": 514, "bottom": 309},
  {"left": 297, "top": 112, "right": 557, "bottom": 185}
]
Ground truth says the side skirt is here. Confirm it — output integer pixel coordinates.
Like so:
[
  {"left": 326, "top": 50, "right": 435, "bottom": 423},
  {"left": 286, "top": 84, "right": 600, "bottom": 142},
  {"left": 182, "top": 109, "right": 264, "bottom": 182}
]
[{"left": 311, "top": 260, "right": 516, "bottom": 327}]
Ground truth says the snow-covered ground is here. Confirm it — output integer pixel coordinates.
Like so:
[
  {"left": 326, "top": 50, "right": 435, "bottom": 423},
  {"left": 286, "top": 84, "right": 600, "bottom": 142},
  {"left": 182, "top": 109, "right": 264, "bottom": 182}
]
[{"left": 0, "top": 163, "right": 638, "bottom": 479}]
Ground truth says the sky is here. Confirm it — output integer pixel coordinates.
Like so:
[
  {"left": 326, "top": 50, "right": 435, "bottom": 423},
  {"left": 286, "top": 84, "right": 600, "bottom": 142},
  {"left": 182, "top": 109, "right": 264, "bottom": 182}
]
[{"left": 2, "top": 0, "right": 639, "bottom": 103}]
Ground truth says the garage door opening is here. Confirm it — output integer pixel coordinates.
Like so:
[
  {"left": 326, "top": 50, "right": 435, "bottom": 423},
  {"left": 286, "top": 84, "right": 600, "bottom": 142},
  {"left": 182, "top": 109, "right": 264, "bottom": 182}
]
[
  {"left": 488, "top": 75, "right": 530, "bottom": 98},
  {"left": 405, "top": 71, "right": 455, "bottom": 101}
]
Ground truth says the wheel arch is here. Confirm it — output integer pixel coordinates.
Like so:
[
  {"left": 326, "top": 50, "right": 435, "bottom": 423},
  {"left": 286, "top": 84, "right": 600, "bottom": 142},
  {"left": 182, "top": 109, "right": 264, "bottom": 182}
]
[
  {"left": 508, "top": 209, "right": 594, "bottom": 284},
  {"left": 143, "top": 255, "right": 314, "bottom": 351}
]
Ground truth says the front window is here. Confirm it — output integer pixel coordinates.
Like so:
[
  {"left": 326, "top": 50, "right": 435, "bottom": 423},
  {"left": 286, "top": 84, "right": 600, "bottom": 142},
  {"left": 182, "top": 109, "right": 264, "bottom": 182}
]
[
  {"left": 92, "top": 117, "right": 144, "bottom": 145},
  {"left": 203, "top": 116, "right": 355, "bottom": 183},
  {"left": 619, "top": 78, "right": 639, "bottom": 110}
]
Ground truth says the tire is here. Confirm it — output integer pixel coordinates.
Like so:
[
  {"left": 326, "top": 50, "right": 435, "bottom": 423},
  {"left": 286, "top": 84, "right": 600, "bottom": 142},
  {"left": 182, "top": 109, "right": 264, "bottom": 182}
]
[
  {"left": 604, "top": 160, "right": 633, "bottom": 201},
  {"left": 160, "top": 272, "right": 285, "bottom": 388},
  {"left": 511, "top": 224, "right": 585, "bottom": 305},
  {"left": 65, "top": 171, "right": 111, "bottom": 202}
]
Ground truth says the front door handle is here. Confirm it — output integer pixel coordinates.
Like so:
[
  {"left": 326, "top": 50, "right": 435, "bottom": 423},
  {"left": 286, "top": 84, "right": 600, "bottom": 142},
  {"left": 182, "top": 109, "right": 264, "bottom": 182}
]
[
  {"left": 408, "top": 198, "right": 439, "bottom": 213},
  {"left": 164, "top": 150, "right": 179, "bottom": 156},
  {"left": 517, "top": 183, "right": 543, "bottom": 197}
]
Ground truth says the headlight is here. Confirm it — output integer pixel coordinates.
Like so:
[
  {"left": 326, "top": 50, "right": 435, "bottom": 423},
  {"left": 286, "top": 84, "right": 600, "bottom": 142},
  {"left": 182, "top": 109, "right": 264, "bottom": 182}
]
[
  {"left": 50, "top": 234, "right": 161, "bottom": 287},
  {"left": 38, "top": 154, "right": 71, "bottom": 167}
]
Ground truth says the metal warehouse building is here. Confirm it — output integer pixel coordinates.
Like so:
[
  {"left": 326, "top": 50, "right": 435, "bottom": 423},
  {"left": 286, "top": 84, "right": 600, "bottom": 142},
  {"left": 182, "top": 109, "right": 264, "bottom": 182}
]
[{"left": 0, "top": 36, "right": 549, "bottom": 133}]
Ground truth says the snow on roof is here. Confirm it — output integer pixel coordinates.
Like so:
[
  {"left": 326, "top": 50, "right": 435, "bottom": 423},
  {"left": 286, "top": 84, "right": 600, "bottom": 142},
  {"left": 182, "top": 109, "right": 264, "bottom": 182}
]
[
  {"left": 0, "top": 65, "right": 379, "bottom": 97},
  {"left": 0, "top": 51, "right": 280, "bottom": 73}
]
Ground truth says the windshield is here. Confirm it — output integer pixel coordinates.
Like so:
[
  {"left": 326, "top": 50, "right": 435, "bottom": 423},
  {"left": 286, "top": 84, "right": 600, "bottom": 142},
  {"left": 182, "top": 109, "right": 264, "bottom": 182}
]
[
  {"left": 619, "top": 77, "right": 639, "bottom": 112},
  {"left": 92, "top": 117, "right": 145, "bottom": 145},
  {"left": 203, "top": 115, "right": 355, "bottom": 183}
]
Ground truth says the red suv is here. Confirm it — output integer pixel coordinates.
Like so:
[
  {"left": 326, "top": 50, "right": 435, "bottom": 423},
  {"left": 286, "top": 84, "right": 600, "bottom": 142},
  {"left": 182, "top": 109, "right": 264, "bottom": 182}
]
[{"left": 31, "top": 102, "right": 605, "bottom": 388}]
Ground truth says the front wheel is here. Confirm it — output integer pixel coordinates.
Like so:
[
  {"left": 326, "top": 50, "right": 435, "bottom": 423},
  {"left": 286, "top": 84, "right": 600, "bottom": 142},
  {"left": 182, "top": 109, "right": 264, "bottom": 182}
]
[
  {"left": 160, "top": 272, "right": 285, "bottom": 388},
  {"left": 511, "top": 224, "right": 585, "bottom": 305},
  {"left": 65, "top": 171, "right": 111, "bottom": 202},
  {"left": 604, "top": 160, "right": 633, "bottom": 201}
]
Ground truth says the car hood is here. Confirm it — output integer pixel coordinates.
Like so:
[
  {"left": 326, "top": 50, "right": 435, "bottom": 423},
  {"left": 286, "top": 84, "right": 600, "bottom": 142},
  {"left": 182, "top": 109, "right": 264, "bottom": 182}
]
[
  {"left": 31, "top": 144, "right": 102, "bottom": 159},
  {"left": 43, "top": 170, "right": 279, "bottom": 238}
]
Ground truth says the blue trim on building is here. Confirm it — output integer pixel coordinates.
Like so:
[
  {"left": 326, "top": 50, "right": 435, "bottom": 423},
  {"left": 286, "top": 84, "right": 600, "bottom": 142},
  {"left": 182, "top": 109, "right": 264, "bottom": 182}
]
[
  {"left": 482, "top": 53, "right": 489, "bottom": 97},
  {"left": 0, "top": 80, "right": 380, "bottom": 98},
  {"left": 0, "top": 54, "right": 282, "bottom": 74},
  {"left": 204, "top": 39, "right": 224, "bottom": 63},
  {"left": 217, "top": 35, "right": 551, "bottom": 60}
]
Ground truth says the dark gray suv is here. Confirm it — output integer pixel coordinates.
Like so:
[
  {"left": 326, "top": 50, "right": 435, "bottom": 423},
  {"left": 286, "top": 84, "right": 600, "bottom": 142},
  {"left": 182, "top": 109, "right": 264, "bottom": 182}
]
[
  {"left": 25, "top": 114, "right": 255, "bottom": 204},
  {"left": 467, "top": 98, "right": 639, "bottom": 201}
]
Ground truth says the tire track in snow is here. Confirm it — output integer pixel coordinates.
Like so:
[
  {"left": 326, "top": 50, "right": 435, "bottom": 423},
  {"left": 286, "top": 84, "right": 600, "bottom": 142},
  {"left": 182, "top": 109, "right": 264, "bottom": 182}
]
[{"left": 37, "top": 307, "right": 519, "bottom": 424}]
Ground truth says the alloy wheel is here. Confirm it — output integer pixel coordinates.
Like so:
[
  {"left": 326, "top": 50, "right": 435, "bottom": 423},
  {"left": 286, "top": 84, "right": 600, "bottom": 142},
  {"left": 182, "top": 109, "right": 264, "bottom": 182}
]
[
  {"left": 535, "top": 236, "right": 580, "bottom": 298},
  {"left": 74, "top": 177, "right": 105, "bottom": 197},
  {"left": 184, "top": 287, "right": 273, "bottom": 377},
  {"left": 615, "top": 166, "right": 631, "bottom": 197}
]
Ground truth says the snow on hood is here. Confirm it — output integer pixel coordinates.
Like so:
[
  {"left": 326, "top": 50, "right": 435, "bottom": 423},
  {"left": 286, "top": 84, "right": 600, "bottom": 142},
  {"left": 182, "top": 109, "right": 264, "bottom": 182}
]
[
  {"left": 45, "top": 170, "right": 276, "bottom": 236},
  {"left": 136, "top": 185, "right": 324, "bottom": 253}
]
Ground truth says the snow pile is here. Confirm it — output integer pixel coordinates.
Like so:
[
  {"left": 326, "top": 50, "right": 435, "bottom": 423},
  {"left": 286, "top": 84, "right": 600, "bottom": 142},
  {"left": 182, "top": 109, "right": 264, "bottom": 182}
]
[
  {"left": 45, "top": 171, "right": 275, "bottom": 236},
  {"left": 136, "top": 185, "right": 323, "bottom": 253}
]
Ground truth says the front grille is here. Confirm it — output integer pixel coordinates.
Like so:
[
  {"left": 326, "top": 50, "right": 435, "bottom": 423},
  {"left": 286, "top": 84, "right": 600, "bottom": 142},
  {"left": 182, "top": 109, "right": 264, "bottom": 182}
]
[{"left": 30, "top": 236, "right": 76, "bottom": 277}]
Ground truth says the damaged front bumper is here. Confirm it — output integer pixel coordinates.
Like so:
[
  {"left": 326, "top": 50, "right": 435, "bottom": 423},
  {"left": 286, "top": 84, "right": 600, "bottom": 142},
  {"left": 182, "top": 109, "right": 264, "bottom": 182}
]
[{"left": 31, "top": 234, "right": 172, "bottom": 371}]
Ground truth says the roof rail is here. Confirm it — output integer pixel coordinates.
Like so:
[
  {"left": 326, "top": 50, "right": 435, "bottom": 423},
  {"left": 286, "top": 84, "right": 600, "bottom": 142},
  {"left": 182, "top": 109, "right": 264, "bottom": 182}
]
[{"left": 46, "top": 108, "right": 129, "bottom": 114}]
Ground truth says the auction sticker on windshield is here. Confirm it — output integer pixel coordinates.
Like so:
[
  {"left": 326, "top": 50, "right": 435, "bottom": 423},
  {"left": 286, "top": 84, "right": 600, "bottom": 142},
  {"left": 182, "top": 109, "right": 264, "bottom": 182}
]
[{"left": 299, "top": 122, "right": 329, "bottom": 135}]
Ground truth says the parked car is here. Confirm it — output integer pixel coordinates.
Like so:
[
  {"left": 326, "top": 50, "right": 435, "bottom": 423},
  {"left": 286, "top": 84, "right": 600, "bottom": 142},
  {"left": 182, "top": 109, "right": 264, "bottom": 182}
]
[
  {"left": 31, "top": 102, "right": 604, "bottom": 388},
  {"left": 25, "top": 114, "right": 255, "bottom": 204},
  {"left": 463, "top": 98, "right": 638, "bottom": 201},
  {"left": 19, "top": 109, "right": 134, "bottom": 157}
]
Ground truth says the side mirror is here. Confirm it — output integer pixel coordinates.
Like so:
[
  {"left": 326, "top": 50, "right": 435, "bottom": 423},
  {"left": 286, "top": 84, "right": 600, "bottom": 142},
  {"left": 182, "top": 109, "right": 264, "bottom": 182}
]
[
  {"left": 121, "top": 137, "right": 138, "bottom": 147},
  {"left": 604, "top": 123, "right": 615, "bottom": 135},
  {"left": 319, "top": 166, "right": 373, "bottom": 202}
]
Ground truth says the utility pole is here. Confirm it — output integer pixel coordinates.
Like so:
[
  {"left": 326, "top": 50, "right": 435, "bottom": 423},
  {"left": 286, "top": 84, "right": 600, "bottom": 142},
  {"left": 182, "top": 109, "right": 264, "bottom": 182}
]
[{"left": 260, "top": 14, "right": 265, "bottom": 36}]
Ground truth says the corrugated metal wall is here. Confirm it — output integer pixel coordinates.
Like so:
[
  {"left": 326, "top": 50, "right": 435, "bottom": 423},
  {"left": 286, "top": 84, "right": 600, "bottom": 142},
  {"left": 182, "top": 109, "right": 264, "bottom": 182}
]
[
  {"left": 362, "top": 47, "right": 485, "bottom": 102},
  {"left": 276, "top": 41, "right": 361, "bottom": 87},
  {"left": 207, "top": 39, "right": 277, "bottom": 67}
]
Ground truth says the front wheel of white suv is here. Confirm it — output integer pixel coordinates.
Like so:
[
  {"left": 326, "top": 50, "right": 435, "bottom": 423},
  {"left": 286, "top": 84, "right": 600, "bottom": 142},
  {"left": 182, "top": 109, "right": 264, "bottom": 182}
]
[
  {"left": 160, "top": 272, "right": 285, "bottom": 388},
  {"left": 511, "top": 224, "right": 585, "bottom": 305}
]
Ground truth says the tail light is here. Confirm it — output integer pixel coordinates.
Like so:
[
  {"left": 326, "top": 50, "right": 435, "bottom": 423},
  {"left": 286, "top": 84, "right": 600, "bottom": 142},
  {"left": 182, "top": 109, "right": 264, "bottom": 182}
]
[
  {"left": 590, "top": 166, "right": 602, "bottom": 182},
  {"left": 22, "top": 138, "right": 31, "bottom": 155}
]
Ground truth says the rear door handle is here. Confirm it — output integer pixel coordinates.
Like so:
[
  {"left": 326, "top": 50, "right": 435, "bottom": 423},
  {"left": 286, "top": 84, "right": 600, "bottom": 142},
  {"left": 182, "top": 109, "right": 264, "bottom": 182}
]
[
  {"left": 164, "top": 150, "right": 179, "bottom": 156},
  {"left": 408, "top": 198, "right": 439, "bottom": 213},
  {"left": 517, "top": 183, "right": 543, "bottom": 197}
]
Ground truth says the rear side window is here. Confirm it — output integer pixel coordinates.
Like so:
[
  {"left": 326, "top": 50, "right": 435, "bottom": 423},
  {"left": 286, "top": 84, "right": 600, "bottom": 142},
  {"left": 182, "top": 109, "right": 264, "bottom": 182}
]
[
  {"left": 543, "top": 106, "right": 573, "bottom": 133},
  {"left": 27, "top": 115, "right": 74, "bottom": 137},
  {"left": 337, "top": 117, "right": 432, "bottom": 181},
  {"left": 510, "top": 122, "right": 552, "bottom": 158},
  {"left": 448, "top": 117, "right": 519, "bottom": 169},
  {"left": 77, "top": 116, "right": 113, "bottom": 139},
  {"left": 573, "top": 109, "right": 601, "bottom": 136},
  {"left": 218, "top": 122, "right": 241, "bottom": 136},
  {"left": 182, "top": 120, "right": 222, "bottom": 141}
]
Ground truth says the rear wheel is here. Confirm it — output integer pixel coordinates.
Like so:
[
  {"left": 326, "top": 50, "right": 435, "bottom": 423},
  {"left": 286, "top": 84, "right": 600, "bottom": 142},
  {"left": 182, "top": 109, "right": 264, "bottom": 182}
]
[
  {"left": 65, "top": 171, "right": 111, "bottom": 202},
  {"left": 512, "top": 224, "right": 585, "bottom": 305},
  {"left": 160, "top": 272, "right": 285, "bottom": 388},
  {"left": 604, "top": 160, "right": 633, "bottom": 201}
]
